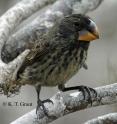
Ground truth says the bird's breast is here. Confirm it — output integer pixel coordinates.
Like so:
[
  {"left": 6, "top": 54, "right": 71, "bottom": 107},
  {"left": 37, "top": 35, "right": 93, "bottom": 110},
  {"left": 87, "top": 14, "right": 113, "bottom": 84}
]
[
  {"left": 43, "top": 47, "right": 87, "bottom": 86},
  {"left": 20, "top": 45, "right": 88, "bottom": 86}
]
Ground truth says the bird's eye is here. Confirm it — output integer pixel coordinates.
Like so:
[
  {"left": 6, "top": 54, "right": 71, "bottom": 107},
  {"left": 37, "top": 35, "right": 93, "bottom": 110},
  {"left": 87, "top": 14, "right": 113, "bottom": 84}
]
[
  {"left": 74, "top": 23, "right": 82, "bottom": 31},
  {"left": 74, "top": 22, "right": 79, "bottom": 26}
]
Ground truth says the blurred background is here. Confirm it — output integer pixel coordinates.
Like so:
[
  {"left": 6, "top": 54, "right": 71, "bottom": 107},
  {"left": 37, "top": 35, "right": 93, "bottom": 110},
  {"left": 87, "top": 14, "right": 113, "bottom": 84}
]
[{"left": 0, "top": 0, "right": 117, "bottom": 124}]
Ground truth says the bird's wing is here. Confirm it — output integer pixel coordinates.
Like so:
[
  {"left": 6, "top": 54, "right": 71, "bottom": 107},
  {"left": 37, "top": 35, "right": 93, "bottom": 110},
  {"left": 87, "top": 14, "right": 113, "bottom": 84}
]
[
  {"left": 17, "top": 40, "right": 50, "bottom": 78},
  {"left": 26, "top": 42, "right": 49, "bottom": 63}
]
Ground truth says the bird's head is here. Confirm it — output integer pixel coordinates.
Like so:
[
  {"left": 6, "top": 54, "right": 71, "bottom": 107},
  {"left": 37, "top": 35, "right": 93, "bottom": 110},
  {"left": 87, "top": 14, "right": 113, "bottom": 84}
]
[{"left": 62, "top": 14, "right": 99, "bottom": 42}]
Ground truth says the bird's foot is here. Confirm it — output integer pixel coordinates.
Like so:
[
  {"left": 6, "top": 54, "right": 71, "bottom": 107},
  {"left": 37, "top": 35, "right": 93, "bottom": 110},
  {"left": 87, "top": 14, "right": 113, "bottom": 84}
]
[
  {"left": 58, "top": 84, "right": 97, "bottom": 105},
  {"left": 36, "top": 99, "right": 53, "bottom": 117},
  {"left": 78, "top": 85, "right": 97, "bottom": 105}
]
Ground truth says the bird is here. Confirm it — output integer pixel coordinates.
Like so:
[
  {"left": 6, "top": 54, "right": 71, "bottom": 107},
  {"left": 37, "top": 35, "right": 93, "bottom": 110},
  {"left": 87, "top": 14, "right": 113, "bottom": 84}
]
[{"left": 16, "top": 14, "right": 99, "bottom": 116}]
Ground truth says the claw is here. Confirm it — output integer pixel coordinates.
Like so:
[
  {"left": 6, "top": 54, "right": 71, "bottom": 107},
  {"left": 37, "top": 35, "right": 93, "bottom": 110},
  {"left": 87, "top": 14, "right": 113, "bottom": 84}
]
[
  {"left": 78, "top": 85, "right": 97, "bottom": 105},
  {"left": 89, "top": 87, "right": 97, "bottom": 97},
  {"left": 78, "top": 86, "right": 86, "bottom": 100},
  {"left": 36, "top": 99, "right": 53, "bottom": 117},
  {"left": 84, "top": 86, "right": 92, "bottom": 105},
  {"left": 42, "top": 99, "right": 53, "bottom": 104}
]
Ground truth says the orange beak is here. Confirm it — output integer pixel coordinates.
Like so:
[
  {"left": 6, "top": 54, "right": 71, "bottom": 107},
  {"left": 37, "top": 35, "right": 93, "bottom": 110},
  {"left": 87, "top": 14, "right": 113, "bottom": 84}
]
[{"left": 79, "top": 20, "right": 99, "bottom": 41}]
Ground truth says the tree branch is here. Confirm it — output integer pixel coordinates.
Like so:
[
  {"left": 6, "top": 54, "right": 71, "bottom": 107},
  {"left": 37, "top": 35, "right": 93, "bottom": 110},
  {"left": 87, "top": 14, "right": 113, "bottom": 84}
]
[
  {"left": 0, "top": 0, "right": 56, "bottom": 95},
  {"left": 10, "top": 83, "right": 117, "bottom": 124},
  {"left": 85, "top": 113, "right": 117, "bottom": 124},
  {"left": 0, "top": 0, "right": 55, "bottom": 55}
]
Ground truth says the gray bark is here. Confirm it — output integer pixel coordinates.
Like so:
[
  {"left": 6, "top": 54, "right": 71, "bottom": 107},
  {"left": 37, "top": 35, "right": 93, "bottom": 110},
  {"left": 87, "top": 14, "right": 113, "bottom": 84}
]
[
  {"left": 85, "top": 113, "right": 117, "bottom": 124},
  {"left": 10, "top": 83, "right": 117, "bottom": 124},
  {"left": 0, "top": 0, "right": 56, "bottom": 56}
]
